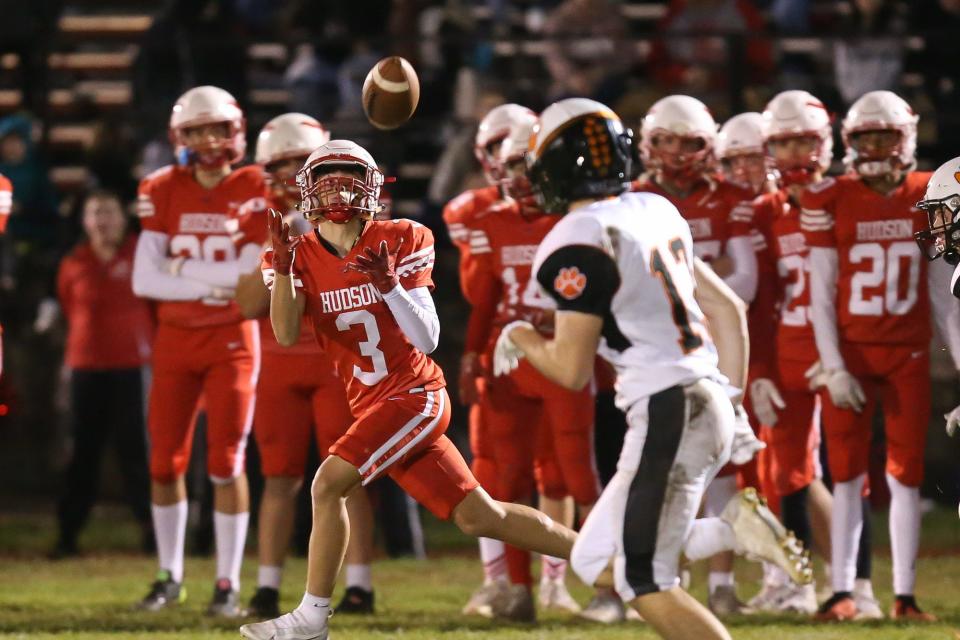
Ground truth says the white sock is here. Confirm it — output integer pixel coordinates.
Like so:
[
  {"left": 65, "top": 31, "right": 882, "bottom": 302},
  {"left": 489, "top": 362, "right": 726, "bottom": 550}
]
[
  {"left": 152, "top": 501, "right": 187, "bottom": 583},
  {"left": 345, "top": 564, "right": 373, "bottom": 591},
  {"left": 709, "top": 571, "right": 735, "bottom": 594},
  {"left": 683, "top": 517, "right": 737, "bottom": 561},
  {"left": 214, "top": 511, "right": 250, "bottom": 590},
  {"left": 478, "top": 537, "right": 507, "bottom": 585},
  {"left": 295, "top": 592, "right": 330, "bottom": 628},
  {"left": 886, "top": 472, "right": 920, "bottom": 596},
  {"left": 831, "top": 474, "right": 865, "bottom": 593},
  {"left": 704, "top": 475, "right": 738, "bottom": 517},
  {"left": 541, "top": 555, "right": 567, "bottom": 583},
  {"left": 258, "top": 565, "right": 283, "bottom": 590}
]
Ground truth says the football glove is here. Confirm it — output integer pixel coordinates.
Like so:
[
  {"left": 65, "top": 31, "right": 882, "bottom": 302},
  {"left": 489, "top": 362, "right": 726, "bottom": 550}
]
[
  {"left": 346, "top": 238, "right": 403, "bottom": 294},
  {"left": 824, "top": 369, "right": 866, "bottom": 413},
  {"left": 268, "top": 208, "right": 300, "bottom": 276},
  {"left": 945, "top": 404, "right": 960, "bottom": 438},
  {"left": 493, "top": 320, "right": 533, "bottom": 377},
  {"left": 748, "top": 378, "right": 786, "bottom": 427},
  {"left": 730, "top": 403, "right": 765, "bottom": 465},
  {"left": 804, "top": 360, "right": 831, "bottom": 391}
]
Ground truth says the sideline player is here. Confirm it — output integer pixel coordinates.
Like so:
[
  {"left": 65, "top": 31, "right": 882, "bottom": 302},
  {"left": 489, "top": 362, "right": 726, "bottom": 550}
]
[
  {"left": 802, "top": 90, "right": 960, "bottom": 621},
  {"left": 494, "top": 97, "right": 810, "bottom": 640},
  {"left": 132, "top": 86, "right": 265, "bottom": 616},
  {"left": 234, "top": 113, "right": 378, "bottom": 617},
  {"left": 240, "top": 140, "right": 581, "bottom": 640},
  {"left": 443, "top": 103, "right": 538, "bottom": 615}
]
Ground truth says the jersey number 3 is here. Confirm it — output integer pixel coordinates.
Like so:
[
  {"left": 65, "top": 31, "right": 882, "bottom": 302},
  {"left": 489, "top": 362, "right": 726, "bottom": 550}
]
[
  {"left": 651, "top": 238, "right": 704, "bottom": 353},
  {"left": 336, "top": 310, "right": 388, "bottom": 385}
]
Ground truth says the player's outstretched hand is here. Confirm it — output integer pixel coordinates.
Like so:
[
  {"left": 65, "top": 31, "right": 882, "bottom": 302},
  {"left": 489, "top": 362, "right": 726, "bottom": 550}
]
[
  {"left": 268, "top": 209, "right": 300, "bottom": 276},
  {"left": 492, "top": 320, "right": 533, "bottom": 377},
  {"left": 748, "top": 378, "right": 786, "bottom": 427},
  {"left": 346, "top": 239, "right": 402, "bottom": 293},
  {"left": 824, "top": 369, "right": 866, "bottom": 413},
  {"left": 804, "top": 360, "right": 830, "bottom": 391},
  {"left": 945, "top": 404, "right": 960, "bottom": 438}
]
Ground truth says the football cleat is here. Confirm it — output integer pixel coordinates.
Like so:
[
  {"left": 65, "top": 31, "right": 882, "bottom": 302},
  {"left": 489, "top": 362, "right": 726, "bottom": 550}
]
[
  {"left": 774, "top": 583, "right": 818, "bottom": 615},
  {"left": 538, "top": 579, "right": 581, "bottom": 614},
  {"left": 491, "top": 584, "right": 536, "bottom": 623},
  {"left": 814, "top": 592, "right": 857, "bottom": 621},
  {"left": 708, "top": 585, "right": 754, "bottom": 616},
  {"left": 135, "top": 570, "right": 185, "bottom": 611},
  {"left": 579, "top": 590, "right": 626, "bottom": 624},
  {"left": 206, "top": 578, "right": 244, "bottom": 618},
  {"left": 721, "top": 488, "right": 813, "bottom": 586},
  {"left": 890, "top": 596, "right": 937, "bottom": 622},
  {"left": 853, "top": 581, "right": 883, "bottom": 620},
  {"left": 335, "top": 586, "right": 374, "bottom": 615},
  {"left": 240, "top": 609, "right": 329, "bottom": 640},
  {"left": 462, "top": 580, "right": 509, "bottom": 618},
  {"left": 248, "top": 587, "right": 281, "bottom": 619}
]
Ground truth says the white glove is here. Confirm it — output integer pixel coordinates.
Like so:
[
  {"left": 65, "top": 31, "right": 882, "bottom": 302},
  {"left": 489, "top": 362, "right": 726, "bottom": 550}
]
[
  {"left": 748, "top": 378, "right": 786, "bottom": 427},
  {"left": 945, "top": 404, "right": 960, "bottom": 438},
  {"left": 33, "top": 297, "right": 60, "bottom": 334},
  {"left": 804, "top": 360, "right": 830, "bottom": 391},
  {"left": 824, "top": 369, "right": 866, "bottom": 413},
  {"left": 493, "top": 320, "right": 534, "bottom": 377},
  {"left": 164, "top": 255, "right": 186, "bottom": 276},
  {"left": 730, "top": 403, "right": 765, "bottom": 465}
]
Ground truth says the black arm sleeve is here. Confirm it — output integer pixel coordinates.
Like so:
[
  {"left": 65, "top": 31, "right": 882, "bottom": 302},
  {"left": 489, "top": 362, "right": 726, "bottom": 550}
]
[{"left": 536, "top": 244, "right": 620, "bottom": 316}]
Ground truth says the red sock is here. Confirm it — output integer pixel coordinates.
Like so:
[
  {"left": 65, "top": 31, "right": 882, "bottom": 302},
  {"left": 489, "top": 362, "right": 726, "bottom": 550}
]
[{"left": 504, "top": 544, "right": 532, "bottom": 586}]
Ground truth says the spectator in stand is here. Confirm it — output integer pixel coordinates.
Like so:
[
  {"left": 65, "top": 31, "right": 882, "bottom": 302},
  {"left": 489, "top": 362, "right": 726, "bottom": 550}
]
[
  {"left": 0, "top": 114, "right": 59, "bottom": 249},
  {"left": 833, "top": 0, "right": 908, "bottom": 107},
  {"left": 52, "top": 190, "right": 154, "bottom": 557},
  {"left": 543, "top": 0, "right": 635, "bottom": 103},
  {"left": 648, "top": 0, "right": 772, "bottom": 105}
]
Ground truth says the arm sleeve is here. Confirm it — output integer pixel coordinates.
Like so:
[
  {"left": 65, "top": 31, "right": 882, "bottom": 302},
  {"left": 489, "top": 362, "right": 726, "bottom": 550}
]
[
  {"left": 928, "top": 259, "right": 960, "bottom": 369},
  {"left": 382, "top": 285, "right": 440, "bottom": 353},
  {"left": 179, "top": 242, "right": 264, "bottom": 288},
  {"left": 723, "top": 235, "right": 758, "bottom": 303},
  {"left": 808, "top": 247, "right": 846, "bottom": 370},
  {"left": 536, "top": 244, "right": 620, "bottom": 316},
  {"left": 132, "top": 230, "right": 216, "bottom": 301}
]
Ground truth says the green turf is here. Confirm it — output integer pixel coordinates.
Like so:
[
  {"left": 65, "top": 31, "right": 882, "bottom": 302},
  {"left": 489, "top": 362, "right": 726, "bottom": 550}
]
[{"left": 1, "top": 506, "right": 959, "bottom": 638}]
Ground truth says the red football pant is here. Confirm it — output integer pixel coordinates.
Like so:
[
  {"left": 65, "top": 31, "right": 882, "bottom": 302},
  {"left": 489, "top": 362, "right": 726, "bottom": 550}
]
[
  {"left": 330, "top": 388, "right": 478, "bottom": 520},
  {"left": 468, "top": 400, "right": 498, "bottom": 493},
  {"left": 766, "top": 358, "right": 822, "bottom": 496},
  {"left": 822, "top": 343, "right": 930, "bottom": 487},
  {"left": 254, "top": 351, "right": 354, "bottom": 477},
  {"left": 483, "top": 359, "right": 600, "bottom": 506},
  {"left": 148, "top": 322, "right": 259, "bottom": 483}
]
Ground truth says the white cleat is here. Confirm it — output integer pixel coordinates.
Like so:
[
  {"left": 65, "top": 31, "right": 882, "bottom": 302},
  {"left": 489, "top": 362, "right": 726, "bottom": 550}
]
[
  {"left": 853, "top": 581, "right": 884, "bottom": 620},
  {"left": 708, "top": 585, "right": 754, "bottom": 616},
  {"left": 538, "top": 579, "right": 581, "bottom": 613},
  {"left": 579, "top": 590, "right": 626, "bottom": 624},
  {"left": 462, "top": 580, "right": 508, "bottom": 618},
  {"left": 746, "top": 575, "right": 788, "bottom": 613},
  {"left": 773, "top": 583, "right": 818, "bottom": 614},
  {"left": 239, "top": 610, "right": 328, "bottom": 640},
  {"left": 721, "top": 488, "right": 813, "bottom": 586}
]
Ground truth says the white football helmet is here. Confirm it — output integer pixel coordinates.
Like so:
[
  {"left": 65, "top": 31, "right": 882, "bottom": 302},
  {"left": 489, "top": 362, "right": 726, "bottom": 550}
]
[
  {"left": 169, "top": 85, "right": 246, "bottom": 166},
  {"left": 475, "top": 104, "right": 538, "bottom": 184},
  {"left": 297, "top": 139, "right": 384, "bottom": 224},
  {"left": 761, "top": 90, "right": 833, "bottom": 185},
  {"left": 256, "top": 113, "right": 330, "bottom": 166},
  {"left": 841, "top": 90, "right": 918, "bottom": 177},
  {"left": 640, "top": 95, "right": 718, "bottom": 184},
  {"left": 497, "top": 112, "right": 539, "bottom": 201},
  {"left": 717, "top": 112, "right": 765, "bottom": 160},
  {"left": 915, "top": 156, "right": 960, "bottom": 265}
]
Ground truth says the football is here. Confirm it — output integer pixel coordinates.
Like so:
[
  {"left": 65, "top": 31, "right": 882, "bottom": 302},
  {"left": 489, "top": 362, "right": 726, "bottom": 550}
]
[{"left": 361, "top": 56, "right": 420, "bottom": 130}]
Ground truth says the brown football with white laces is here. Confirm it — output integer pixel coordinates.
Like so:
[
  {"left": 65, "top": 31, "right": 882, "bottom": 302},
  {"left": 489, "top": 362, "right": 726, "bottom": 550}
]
[{"left": 361, "top": 56, "right": 420, "bottom": 130}]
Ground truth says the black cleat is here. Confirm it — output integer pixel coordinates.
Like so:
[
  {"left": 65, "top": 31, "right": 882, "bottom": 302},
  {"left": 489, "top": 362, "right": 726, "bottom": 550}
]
[
  {"left": 207, "top": 578, "right": 244, "bottom": 618},
  {"left": 135, "top": 570, "right": 186, "bottom": 611},
  {"left": 247, "top": 586, "right": 281, "bottom": 619},
  {"left": 335, "top": 586, "right": 375, "bottom": 614}
]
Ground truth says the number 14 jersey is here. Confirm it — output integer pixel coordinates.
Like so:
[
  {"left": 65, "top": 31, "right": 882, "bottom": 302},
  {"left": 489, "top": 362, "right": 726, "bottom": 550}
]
[
  {"left": 264, "top": 219, "right": 445, "bottom": 415},
  {"left": 800, "top": 172, "right": 932, "bottom": 346}
]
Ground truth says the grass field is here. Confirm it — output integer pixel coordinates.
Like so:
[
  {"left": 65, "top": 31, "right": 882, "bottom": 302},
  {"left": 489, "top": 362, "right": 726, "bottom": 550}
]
[{"left": 2, "top": 505, "right": 960, "bottom": 639}]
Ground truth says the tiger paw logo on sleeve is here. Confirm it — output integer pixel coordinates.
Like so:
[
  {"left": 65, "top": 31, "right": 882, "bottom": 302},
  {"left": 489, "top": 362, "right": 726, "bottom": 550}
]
[{"left": 554, "top": 267, "right": 587, "bottom": 300}]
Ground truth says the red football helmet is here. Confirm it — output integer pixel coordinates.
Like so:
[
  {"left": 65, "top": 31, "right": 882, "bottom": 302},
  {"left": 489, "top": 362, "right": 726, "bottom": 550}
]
[{"left": 297, "top": 140, "right": 384, "bottom": 224}]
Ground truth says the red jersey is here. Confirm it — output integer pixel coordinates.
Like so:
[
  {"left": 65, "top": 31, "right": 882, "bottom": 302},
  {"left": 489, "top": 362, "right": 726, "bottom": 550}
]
[
  {"left": 0, "top": 172, "right": 11, "bottom": 234},
  {"left": 632, "top": 178, "right": 753, "bottom": 261},
  {"left": 463, "top": 200, "right": 558, "bottom": 353},
  {"left": 137, "top": 164, "right": 267, "bottom": 329},
  {"left": 58, "top": 236, "right": 154, "bottom": 369},
  {"left": 800, "top": 172, "right": 932, "bottom": 346},
  {"left": 443, "top": 185, "right": 501, "bottom": 304},
  {"left": 271, "top": 219, "right": 445, "bottom": 415}
]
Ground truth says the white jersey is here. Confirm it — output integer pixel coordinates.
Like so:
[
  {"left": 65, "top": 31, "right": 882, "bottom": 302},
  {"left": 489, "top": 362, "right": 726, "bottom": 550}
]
[{"left": 533, "top": 191, "right": 722, "bottom": 411}]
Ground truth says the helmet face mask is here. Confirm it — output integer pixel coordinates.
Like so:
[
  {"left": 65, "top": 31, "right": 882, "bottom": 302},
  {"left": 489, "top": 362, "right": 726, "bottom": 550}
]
[
  {"left": 767, "top": 134, "right": 824, "bottom": 187},
  {"left": 648, "top": 131, "right": 711, "bottom": 187},
  {"left": 915, "top": 196, "right": 960, "bottom": 265},
  {"left": 722, "top": 152, "right": 768, "bottom": 192},
  {"left": 297, "top": 143, "right": 384, "bottom": 225},
  {"left": 846, "top": 128, "right": 905, "bottom": 178},
  {"left": 177, "top": 121, "right": 240, "bottom": 167}
]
